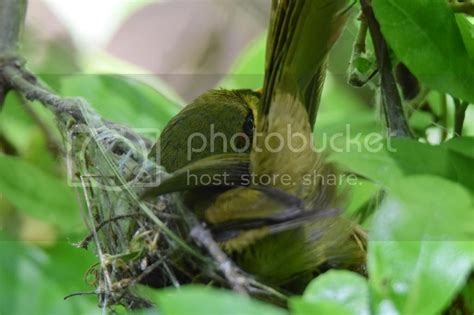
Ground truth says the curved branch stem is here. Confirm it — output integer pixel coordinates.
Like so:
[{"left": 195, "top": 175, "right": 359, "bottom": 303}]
[{"left": 360, "top": 0, "right": 412, "bottom": 138}]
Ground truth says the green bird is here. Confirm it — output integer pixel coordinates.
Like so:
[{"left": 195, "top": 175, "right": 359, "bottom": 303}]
[{"left": 144, "top": 0, "right": 365, "bottom": 292}]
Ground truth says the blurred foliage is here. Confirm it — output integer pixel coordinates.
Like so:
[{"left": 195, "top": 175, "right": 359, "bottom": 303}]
[
  {"left": 60, "top": 75, "right": 179, "bottom": 131},
  {"left": 372, "top": 0, "right": 474, "bottom": 104},
  {"left": 0, "top": 1, "right": 473, "bottom": 315}
]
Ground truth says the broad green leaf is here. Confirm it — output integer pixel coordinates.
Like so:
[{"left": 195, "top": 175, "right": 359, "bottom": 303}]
[
  {"left": 60, "top": 75, "right": 180, "bottom": 132},
  {"left": 329, "top": 148, "right": 404, "bottom": 188},
  {"left": 0, "top": 155, "right": 82, "bottom": 232},
  {"left": 290, "top": 271, "right": 369, "bottom": 315},
  {"left": 330, "top": 137, "right": 474, "bottom": 198},
  {"left": 152, "top": 285, "right": 287, "bottom": 315},
  {"left": 444, "top": 136, "right": 474, "bottom": 159},
  {"left": 388, "top": 138, "right": 474, "bottom": 194},
  {"left": 369, "top": 175, "right": 474, "bottom": 315},
  {"left": 0, "top": 236, "right": 99, "bottom": 315},
  {"left": 443, "top": 137, "right": 474, "bottom": 194},
  {"left": 372, "top": 0, "right": 474, "bottom": 103},
  {"left": 388, "top": 139, "right": 452, "bottom": 179}
]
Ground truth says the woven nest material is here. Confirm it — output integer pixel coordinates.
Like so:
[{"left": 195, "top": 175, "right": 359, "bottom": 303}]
[{"left": 63, "top": 101, "right": 284, "bottom": 310}]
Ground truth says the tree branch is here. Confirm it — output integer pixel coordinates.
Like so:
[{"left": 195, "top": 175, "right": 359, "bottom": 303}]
[
  {"left": 0, "top": 0, "right": 27, "bottom": 109},
  {"left": 0, "top": 64, "right": 88, "bottom": 123},
  {"left": 360, "top": 0, "right": 412, "bottom": 138},
  {"left": 0, "top": 0, "right": 27, "bottom": 56},
  {"left": 190, "top": 220, "right": 251, "bottom": 294}
]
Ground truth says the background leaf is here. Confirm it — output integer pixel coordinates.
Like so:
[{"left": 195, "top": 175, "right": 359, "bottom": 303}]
[
  {"left": 369, "top": 175, "right": 474, "bottom": 315},
  {"left": 0, "top": 235, "right": 99, "bottom": 315},
  {"left": 290, "top": 271, "right": 369, "bottom": 315},
  {"left": 60, "top": 75, "right": 181, "bottom": 132},
  {"left": 151, "top": 285, "right": 288, "bottom": 315},
  {"left": 0, "top": 155, "right": 83, "bottom": 233},
  {"left": 372, "top": 0, "right": 474, "bottom": 103}
]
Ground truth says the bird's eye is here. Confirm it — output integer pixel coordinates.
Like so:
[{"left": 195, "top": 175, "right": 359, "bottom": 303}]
[{"left": 243, "top": 113, "right": 254, "bottom": 137}]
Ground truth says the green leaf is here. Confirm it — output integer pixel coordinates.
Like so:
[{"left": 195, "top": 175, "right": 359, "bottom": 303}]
[
  {"left": 329, "top": 148, "right": 404, "bottom": 188},
  {"left": 330, "top": 137, "right": 474, "bottom": 196},
  {"left": 372, "top": 0, "right": 474, "bottom": 103},
  {"left": 0, "top": 235, "right": 99, "bottom": 315},
  {"left": 290, "top": 271, "right": 369, "bottom": 315},
  {"left": 0, "top": 155, "right": 82, "bottom": 232},
  {"left": 369, "top": 175, "right": 474, "bottom": 315},
  {"left": 443, "top": 137, "right": 474, "bottom": 194},
  {"left": 60, "top": 75, "right": 180, "bottom": 131},
  {"left": 388, "top": 138, "right": 474, "bottom": 194},
  {"left": 444, "top": 136, "right": 474, "bottom": 159},
  {"left": 152, "top": 285, "right": 287, "bottom": 315},
  {"left": 388, "top": 139, "right": 452, "bottom": 179}
]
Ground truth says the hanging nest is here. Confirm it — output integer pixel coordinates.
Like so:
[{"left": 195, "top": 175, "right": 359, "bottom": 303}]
[{"left": 59, "top": 99, "right": 285, "bottom": 310}]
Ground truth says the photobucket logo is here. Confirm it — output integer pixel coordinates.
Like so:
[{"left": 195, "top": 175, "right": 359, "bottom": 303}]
[{"left": 187, "top": 123, "right": 396, "bottom": 161}]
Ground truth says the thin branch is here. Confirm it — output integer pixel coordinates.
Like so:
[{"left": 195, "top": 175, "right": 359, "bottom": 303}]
[
  {"left": 80, "top": 176, "right": 114, "bottom": 294},
  {"left": 0, "top": 64, "right": 87, "bottom": 121},
  {"left": 0, "top": 0, "right": 27, "bottom": 56},
  {"left": 76, "top": 213, "right": 143, "bottom": 249},
  {"left": 348, "top": 15, "right": 372, "bottom": 87},
  {"left": 0, "top": 0, "right": 27, "bottom": 109},
  {"left": 190, "top": 219, "right": 250, "bottom": 295},
  {"left": 64, "top": 291, "right": 98, "bottom": 300},
  {"left": 360, "top": 0, "right": 412, "bottom": 138}
]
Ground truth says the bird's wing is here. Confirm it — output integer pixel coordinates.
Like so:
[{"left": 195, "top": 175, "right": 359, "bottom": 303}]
[
  {"left": 205, "top": 185, "right": 344, "bottom": 253},
  {"left": 140, "top": 153, "right": 250, "bottom": 199},
  {"left": 252, "top": 93, "right": 326, "bottom": 201}
]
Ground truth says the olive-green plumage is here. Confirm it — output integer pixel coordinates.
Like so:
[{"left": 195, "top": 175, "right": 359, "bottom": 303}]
[
  {"left": 156, "top": 89, "right": 259, "bottom": 173},
  {"left": 143, "top": 0, "right": 365, "bottom": 291}
]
